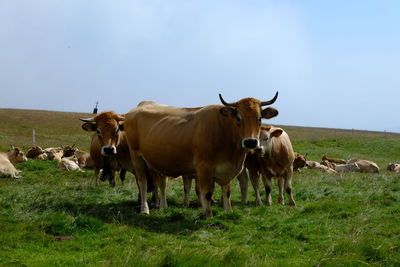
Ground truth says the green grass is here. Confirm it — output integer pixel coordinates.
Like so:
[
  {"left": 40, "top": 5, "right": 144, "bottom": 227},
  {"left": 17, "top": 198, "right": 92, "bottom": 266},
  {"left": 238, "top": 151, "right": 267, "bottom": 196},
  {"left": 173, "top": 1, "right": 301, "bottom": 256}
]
[{"left": 1, "top": 109, "right": 400, "bottom": 266}]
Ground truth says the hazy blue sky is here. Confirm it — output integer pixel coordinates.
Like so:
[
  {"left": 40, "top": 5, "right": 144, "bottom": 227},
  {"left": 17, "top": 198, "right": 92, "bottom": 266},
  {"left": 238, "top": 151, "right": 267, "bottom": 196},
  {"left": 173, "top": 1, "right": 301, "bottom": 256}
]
[{"left": 1, "top": 1, "right": 399, "bottom": 132}]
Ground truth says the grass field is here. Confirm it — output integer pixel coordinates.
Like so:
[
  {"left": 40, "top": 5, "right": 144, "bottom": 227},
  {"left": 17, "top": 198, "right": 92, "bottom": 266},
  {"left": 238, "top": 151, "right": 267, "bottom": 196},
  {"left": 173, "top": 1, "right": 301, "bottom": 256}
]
[{"left": 1, "top": 108, "right": 400, "bottom": 266}]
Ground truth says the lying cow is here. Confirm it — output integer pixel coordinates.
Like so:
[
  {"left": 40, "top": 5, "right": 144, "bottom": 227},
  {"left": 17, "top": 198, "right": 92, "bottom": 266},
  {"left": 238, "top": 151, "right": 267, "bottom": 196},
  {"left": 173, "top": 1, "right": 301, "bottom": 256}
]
[
  {"left": 387, "top": 163, "right": 400, "bottom": 173},
  {"left": 347, "top": 158, "right": 380, "bottom": 173},
  {"left": 293, "top": 152, "right": 307, "bottom": 172},
  {"left": 238, "top": 126, "right": 296, "bottom": 206},
  {"left": 57, "top": 155, "right": 81, "bottom": 171},
  {"left": 26, "top": 146, "right": 44, "bottom": 159},
  {"left": 306, "top": 161, "right": 337, "bottom": 173},
  {"left": 0, "top": 147, "right": 27, "bottom": 178},
  {"left": 335, "top": 162, "right": 360, "bottom": 172},
  {"left": 62, "top": 145, "right": 94, "bottom": 169}
]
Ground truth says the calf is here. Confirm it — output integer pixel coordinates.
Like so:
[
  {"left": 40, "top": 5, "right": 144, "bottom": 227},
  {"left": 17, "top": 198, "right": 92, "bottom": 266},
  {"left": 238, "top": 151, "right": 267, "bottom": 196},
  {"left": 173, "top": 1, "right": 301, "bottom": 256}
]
[
  {"left": 387, "top": 163, "right": 400, "bottom": 173},
  {"left": 26, "top": 146, "right": 44, "bottom": 159},
  {"left": 238, "top": 126, "right": 296, "bottom": 206},
  {"left": 0, "top": 147, "right": 27, "bottom": 178},
  {"left": 293, "top": 152, "right": 307, "bottom": 172}
]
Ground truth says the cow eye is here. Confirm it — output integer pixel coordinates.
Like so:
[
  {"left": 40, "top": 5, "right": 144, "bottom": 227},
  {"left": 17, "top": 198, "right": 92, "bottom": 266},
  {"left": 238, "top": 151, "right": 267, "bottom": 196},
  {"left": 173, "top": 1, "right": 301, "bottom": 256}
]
[
  {"left": 236, "top": 115, "right": 241, "bottom": 125},
  {"left": 258, "top": 117, "right": 262, "bottom": 125},
  {"left": 96, "top": 129, "right": 101, "bottom": 135}
]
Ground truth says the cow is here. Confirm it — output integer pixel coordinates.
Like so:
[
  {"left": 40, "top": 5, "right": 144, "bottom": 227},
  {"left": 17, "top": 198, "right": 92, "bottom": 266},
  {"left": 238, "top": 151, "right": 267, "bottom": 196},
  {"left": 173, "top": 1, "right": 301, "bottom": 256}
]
[
  {"left": 293, "top": 152, "right": 307, "bottom": 172},
  {"left": 346, "top": 158, "right": 380, "bottom": 173},
  {"left": 26, "top": 146, "right": 44, "bottom": 159},
  {"left": 320, "top": 160, "right": 336, "bottom": 170},
  {"left": 0, "top": 147, "right": 27, "bottom": 178},
  {"left": 124, "top": 92, "right": 279, "bottom": 217},
  {"left": 387, "top": 163, "right": 400, "bottom": 173},
  {"left": 306, "top": 161, "right": 337, "bottom": 173},
  {"left": 238, "top": 126, "right": 296, "bottom": 206},
  {"left": 62, "top": 145, "right": 94, "bottom": 169},
  {"left": 80, "top": 111, "right": 194, "bottom": 208},
  {"left": 322, "top": 155, "right": 347, "bottom": 164},
  {"left": 57, "top": 155, "right": 81, "bottom": 171}
]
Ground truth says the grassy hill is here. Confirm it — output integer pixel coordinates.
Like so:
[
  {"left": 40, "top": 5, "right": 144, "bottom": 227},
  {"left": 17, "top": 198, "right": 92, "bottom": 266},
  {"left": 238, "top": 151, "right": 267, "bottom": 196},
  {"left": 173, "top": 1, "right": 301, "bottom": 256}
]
[{"left": 1, "top": 108, "right": 400, "bottom": 266}]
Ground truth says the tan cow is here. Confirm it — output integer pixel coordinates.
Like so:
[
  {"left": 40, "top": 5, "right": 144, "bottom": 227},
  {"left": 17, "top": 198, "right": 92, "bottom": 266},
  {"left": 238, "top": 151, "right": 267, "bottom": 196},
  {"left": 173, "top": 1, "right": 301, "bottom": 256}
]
[
  {"left": 0, "top": 147, "right": 27, "bottom": 178},
  {"left": 62, "top": 145, "right": 94, "bottom": 169},
  {"left": 80, "top": 111, "right": 195, "bottom": 208},
  {"left": 387, "top": 163, "right": 400, "bottom": 173},
  {"left": 238, "top": 126, "right": 296, "bottom": 206},
  {"left": 306, "top": 161, "right": 337, "bottom": 173},
  {"left": 347, "top": 158, "right": 380, "bottom": 173},
  {"left": 124, "top": 93, "right": 279, "bottom": 217},
  {"left": 57, "top": 155, "right": 81, "bottom": 171}
]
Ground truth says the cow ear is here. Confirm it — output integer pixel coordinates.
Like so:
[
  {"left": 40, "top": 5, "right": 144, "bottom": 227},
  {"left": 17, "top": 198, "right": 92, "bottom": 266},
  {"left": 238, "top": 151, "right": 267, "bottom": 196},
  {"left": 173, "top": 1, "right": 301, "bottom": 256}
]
[
  {"left": 220, "top": 107, "right": 237, "bottom": 118},
  {"left": 118, "top": 122, "right": 125, "bottom": 131},
  {"left": 82, "top": 122, "right": 97, "bottom": 132},
  {"left": 262, "top": 107, "right": 278, "bottom": 119},
  {"left": 271, "top": 128, "right": 283, "bottom": 138}
]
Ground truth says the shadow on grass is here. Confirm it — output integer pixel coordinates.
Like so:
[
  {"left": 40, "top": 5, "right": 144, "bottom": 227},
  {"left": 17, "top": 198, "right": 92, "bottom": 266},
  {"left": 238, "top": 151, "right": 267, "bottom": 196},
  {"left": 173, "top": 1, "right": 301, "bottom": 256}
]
[{"left": 50, "top": 198, "right": 205, "bottom": 235}]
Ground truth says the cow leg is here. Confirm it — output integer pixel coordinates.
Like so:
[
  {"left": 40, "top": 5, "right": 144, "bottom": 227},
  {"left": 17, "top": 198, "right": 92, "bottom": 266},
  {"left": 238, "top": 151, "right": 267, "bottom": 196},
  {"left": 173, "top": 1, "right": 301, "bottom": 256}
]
[
  {"left": 248, "top": 167, "right": 262, "bottom": 206},
  {"left": 107, "top": 169, "right": 116, "bottom": 187},
  {"left": 182, "top": 175, "right": 192, "bottom": 208},
  {"left": 197, "top": 169, "right": 215, "bottom": 218},
  {"left": 261, "top": 174, "right": 273, "bottom": 206},
  {"left": 221, "top": 183, "right": 232, "bottom": 211},
  {"left": 284, "top": 170, "right": 296, "bottom": 206},
  {"left": 132, "top": 156, "right": 149, "bottom": 214},
  {"left": 277, "top": 177, "right": 284, "bottom": 205},
  {"left": 237, "top": 169, "right": 249, "bottom": 204},
  {"left": 159, "top": 175, "right": 168, "bottom": 209},
  {"left": 119, "top": 169, "right": 126, "bottom": 185}
]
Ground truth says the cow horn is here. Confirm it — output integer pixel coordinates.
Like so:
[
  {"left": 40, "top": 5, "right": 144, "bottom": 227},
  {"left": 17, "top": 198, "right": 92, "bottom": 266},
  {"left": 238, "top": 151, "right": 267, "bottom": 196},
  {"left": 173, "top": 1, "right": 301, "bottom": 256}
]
[
  {"left": 79, "top": 117, "right": 95, "bottom": 123},
  {"left": 219, "top": 94, "right": 237, "bottom": 107},
  {"left": 260, "top": 91, "right": 279, "bottom": 106}
]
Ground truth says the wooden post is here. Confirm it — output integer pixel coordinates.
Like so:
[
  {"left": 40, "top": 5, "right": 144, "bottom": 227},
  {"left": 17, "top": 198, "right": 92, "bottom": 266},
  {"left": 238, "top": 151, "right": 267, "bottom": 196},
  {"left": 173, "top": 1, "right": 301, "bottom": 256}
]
[{"left": 32, "top": 129, "right": 36, "bottom": 147}]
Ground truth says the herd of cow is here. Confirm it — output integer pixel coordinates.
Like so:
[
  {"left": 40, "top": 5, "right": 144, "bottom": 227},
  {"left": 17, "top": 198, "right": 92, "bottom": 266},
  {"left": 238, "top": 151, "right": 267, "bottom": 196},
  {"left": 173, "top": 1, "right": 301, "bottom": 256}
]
[{"left": 1, "top": 93, "right": 400, "bottom": 218}]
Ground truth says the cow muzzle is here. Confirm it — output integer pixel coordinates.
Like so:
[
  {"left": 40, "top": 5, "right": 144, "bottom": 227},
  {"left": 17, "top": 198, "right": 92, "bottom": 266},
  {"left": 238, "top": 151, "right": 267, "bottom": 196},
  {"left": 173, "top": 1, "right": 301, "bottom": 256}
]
[
  {"left": 101, "top": 146, "right": 117, "bottom": 156},
  {"left": 242, "top": 138, "right": 259, "bottom": 149}
]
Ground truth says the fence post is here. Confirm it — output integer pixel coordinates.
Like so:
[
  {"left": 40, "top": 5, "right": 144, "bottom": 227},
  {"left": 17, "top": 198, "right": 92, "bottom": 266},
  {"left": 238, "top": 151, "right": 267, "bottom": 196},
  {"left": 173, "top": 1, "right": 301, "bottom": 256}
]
[{"left": 32, "top": 129, "right": 36, "bottom": 147}]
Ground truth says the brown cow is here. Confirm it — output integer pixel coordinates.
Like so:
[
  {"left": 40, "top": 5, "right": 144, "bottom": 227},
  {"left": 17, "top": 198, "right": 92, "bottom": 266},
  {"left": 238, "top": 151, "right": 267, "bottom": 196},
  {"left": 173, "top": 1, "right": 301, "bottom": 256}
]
[
  {"left": 322, "top": 155, "right": 347, "bottom": 164},
  {"left": 293, "top": 152, "right": 307, "bottom": 172},
  {"left": 124, "top": 93, "right": 279, "bottom": 217},
  {"left": 80, "top": 111, "right": 195, "bottom": 208},
  {"left": 26, "top": 146, "right": 44, "bottom": 159},
  {"left": 238, "top": 126, "right": 296, "bottom": 206},
  {"left": 0, "top": 147, "right": 27, "bottom": 178}
]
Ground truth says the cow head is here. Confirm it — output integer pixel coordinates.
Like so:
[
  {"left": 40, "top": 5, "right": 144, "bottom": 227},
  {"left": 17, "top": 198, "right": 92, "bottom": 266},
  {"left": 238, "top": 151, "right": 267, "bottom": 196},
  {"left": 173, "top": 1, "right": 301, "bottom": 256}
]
[
  {"left": 8, "top": 146, "right": 28, "bottom": 164},
  {"left": 62, "top": 144, "right": 77, "bottom": 157},
  {"left": 26, "top": 146, "right": 44, "bottom": 158},
  {"left": 80, "top": 111, "right": 125, "bottom": 156},
  {"left": 219, "top": 92, "right": 279, "bottom": 150},
  {"left": 258, "top": 125, "right": 283, "bottom": 154}
]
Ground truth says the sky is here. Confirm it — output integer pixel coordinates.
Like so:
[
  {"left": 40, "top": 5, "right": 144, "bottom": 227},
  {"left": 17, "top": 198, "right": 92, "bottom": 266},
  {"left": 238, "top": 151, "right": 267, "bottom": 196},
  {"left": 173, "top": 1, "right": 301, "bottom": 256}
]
[{"left": 0, "top": 1, "right": 399, "bottom": 132}]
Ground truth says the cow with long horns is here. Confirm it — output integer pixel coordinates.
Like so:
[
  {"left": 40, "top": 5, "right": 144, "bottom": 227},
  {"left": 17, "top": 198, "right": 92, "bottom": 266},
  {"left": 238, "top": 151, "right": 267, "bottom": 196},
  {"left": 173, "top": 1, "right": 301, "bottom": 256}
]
[{"left": 124, "top": 93, "right": 279, "bottom": 217}]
